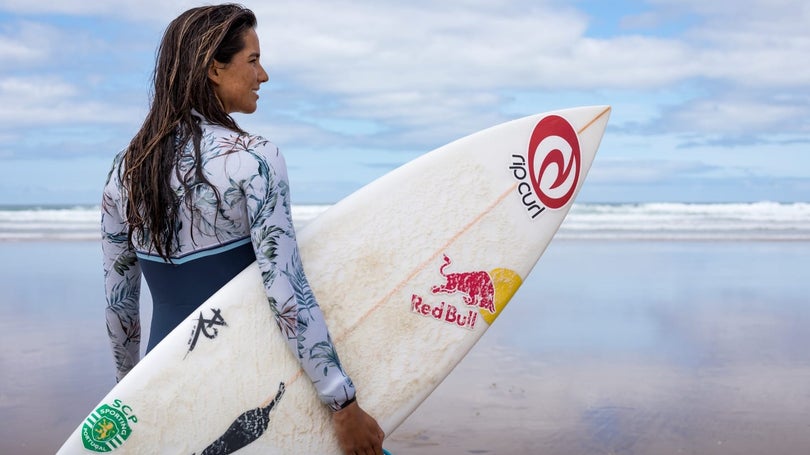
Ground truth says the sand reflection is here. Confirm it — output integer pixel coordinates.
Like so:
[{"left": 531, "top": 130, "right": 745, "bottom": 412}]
[{"left": 387, "top": 241, "right": 810, "bottom": 454}]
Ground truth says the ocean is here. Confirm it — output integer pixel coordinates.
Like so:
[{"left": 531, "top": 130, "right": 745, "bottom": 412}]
[
  {"left": 1, "top": 201, "right": 809, "bottom": 454},
  {"left": 3, "top": 201, "right": 810, "bottom": 241}
]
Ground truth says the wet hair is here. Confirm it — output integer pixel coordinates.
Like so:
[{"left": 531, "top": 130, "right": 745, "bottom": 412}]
[{"left": 122, "top": 4, "right": 257, "bottom": 259}]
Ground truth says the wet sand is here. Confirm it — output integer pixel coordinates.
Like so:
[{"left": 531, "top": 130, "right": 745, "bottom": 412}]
[{"left": 1, "top": 240, "right": 809, "bottom": 454}]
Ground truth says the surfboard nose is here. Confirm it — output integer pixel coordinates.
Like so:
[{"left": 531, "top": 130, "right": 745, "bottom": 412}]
[{"left": 581, "top": 105, "right": 612, "bottom": 136}]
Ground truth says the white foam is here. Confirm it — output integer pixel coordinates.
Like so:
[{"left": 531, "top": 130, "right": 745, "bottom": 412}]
[
  {"left": 559, "top": 202, "right": 810, "bottom": 240},
  {"left": 2, "top": 202, "right": 809, "bottom": 241}
]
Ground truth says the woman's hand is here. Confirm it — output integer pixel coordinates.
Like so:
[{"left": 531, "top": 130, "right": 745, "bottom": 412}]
[{"left": 332, "top": 400, "right": 385, "bottom": 455}]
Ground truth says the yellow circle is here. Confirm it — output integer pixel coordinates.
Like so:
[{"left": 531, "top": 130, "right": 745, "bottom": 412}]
[{"left": 481, "top": 268, "right": 522, "bottom": 325}]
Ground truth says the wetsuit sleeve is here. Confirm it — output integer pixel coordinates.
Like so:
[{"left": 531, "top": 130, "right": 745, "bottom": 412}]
[
  {"left": 244, "top": 141, "right": 356, "bottom": 411},
  {"left": 101, "top": 157, "right": 142, "bottom": 382}
]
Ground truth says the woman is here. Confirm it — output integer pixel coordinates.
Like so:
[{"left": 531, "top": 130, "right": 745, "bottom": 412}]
[{"left": 101, "top": 4, "right": 384, "bottom": 453}]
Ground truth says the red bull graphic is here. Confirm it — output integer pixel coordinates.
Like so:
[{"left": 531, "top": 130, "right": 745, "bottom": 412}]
[
  {"left": 431, "top": 254, "right": 495, "bottom": 314},
  {"left": 410, "top": 254, "right": 523, "bottom": 330},
  {"left": 509, "top": 114, "right": 581, "bottom": 219}
]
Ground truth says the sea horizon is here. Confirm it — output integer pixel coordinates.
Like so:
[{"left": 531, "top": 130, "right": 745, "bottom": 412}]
[{"left": 2, "top": 201, "right": 809, "bottom": 242}]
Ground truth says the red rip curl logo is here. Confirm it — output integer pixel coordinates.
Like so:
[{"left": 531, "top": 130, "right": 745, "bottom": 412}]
[
  {"left": 510, "top": 115, "right": 582, "bottom": 219},
  {"left": 528, "top": 115, "right": 581, "bottom": 210}
]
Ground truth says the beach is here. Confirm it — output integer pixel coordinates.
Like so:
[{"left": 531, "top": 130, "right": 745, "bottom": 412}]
[
  {"left": 1, "top": 234, "right": 809, "bottom": 454},
  {"left": 387, "top": 240, "right": 810, "bottom": 454}
]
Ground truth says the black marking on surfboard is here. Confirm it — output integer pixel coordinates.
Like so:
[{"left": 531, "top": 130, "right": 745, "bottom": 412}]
[
  {"left": 193, "top": 382, "right": 286, "bottom": 455},
  {"left": 186, "top": 308, "right": 227, "bottom": 356}
]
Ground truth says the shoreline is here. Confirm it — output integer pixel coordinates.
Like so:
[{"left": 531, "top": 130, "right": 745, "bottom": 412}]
[{"left": 3, "top": 201, "right": 809, "bottom": 243}]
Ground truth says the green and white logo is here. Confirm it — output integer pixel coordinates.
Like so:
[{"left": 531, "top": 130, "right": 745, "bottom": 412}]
[{"left": 81, "top": 400, "right": 137, "bottom": 452}]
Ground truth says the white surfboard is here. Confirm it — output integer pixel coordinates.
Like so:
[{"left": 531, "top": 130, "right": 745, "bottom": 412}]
[{"left": 58, "top": 105, "right": 611, "bottom": 454}]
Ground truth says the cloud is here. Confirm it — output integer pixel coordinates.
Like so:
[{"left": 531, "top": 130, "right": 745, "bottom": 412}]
[
  {"left": 588, "top": 158, "right": 722, "bottom": 185},
  {"left": 645, "top": 0, "right": 810, "bottom": 89},
  {"left": 245, "top": 0, "right": 808, "bottom": 145},
  {"left": 0, "top": 20, "right": 55, "bottom": 62},
  {"left": 0, "top": 0, "right": 194, "bottom": 20},
  {"left": 655, "top": 94, "right": 810, "bottom": 137},
  {"left": 256, "top": 1, "right": 589, "bottom": 89},
  {"left": 0, "top": 0, "right": 807, "bottom": 204},
  {"left": 0, "top": 76, "right": 139, "bottom": 125},
  {"left": 0, "top": 72, "right": 142, "bottom": 159},
  {"left": 3, "top": 0, "right": 808, "bottom": 141}
]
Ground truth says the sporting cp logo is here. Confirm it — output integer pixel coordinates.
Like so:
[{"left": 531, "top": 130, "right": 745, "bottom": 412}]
[{"left": 81, "top": 400, "right": 137, "bottom": 452}]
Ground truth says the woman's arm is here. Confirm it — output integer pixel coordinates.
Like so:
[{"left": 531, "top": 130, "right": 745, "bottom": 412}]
[
  {"left": 242, "top": 140, "right": 357, "bottom": 410},
  {"left": 101, "top": 157, "right": 142, "bottom": 382},
  {"left": 236, "top": 135, "right": 383, "bottom": 453}
]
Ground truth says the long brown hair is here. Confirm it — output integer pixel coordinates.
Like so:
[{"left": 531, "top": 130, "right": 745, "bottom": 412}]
[{"left": 122, "top": 4, "right": 256, "bottom": 259}]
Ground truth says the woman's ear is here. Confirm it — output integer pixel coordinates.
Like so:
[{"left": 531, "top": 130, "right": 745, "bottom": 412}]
[{"left": 208, "top": 61, "right": 224, "bottom": 85}]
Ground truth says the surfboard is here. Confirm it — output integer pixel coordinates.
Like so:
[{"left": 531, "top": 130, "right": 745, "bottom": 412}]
[{"left": 58, "top": 105, "right": 611, "bottom": 454}]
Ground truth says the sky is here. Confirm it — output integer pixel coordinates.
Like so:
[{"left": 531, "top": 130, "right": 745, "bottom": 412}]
[{"left": 0, "top": 0, "right": 808, "bottom": 205}]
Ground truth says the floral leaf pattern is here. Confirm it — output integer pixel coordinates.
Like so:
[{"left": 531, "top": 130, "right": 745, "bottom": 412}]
[
  {"left": 270, "top": 296, "right": 298, "bottom": 340},
  {"left": 285, "top": 249, "right": 319, "bottom": 317},
  {"left": 310, "top": 334, "right": 348, "bottom": 379},
  {"left": 101, "top": 115, "right": 355, "bottom": 409},
  {"left": 106, "top": 277, "right": 141, "bottom": 377},
  {"left": 311, "top": 342, "right": 339, "bottom": 377}
]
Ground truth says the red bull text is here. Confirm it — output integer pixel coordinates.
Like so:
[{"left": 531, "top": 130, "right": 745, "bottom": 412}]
[
  {"left": 411, "top": 295, "right": 479, "bottom": 330},
  {"left": 510, "top": 114, "right": 581, "bottom": 219}
]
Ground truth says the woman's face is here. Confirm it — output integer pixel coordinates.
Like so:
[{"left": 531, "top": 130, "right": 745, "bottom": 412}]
[{"left": 209, "top": 28, "right": 269, "bottom": 114}]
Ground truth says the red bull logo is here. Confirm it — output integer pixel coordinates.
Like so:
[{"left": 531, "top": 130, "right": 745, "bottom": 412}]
[
  {"left": 431, "top": 254, "right": 495, "bottom": 314},
  {"left": 510, "top": 114, "right": 581, "bottom": 219},
  {"left": 410, "top": 254, "right": 523, "bottom": 330}
]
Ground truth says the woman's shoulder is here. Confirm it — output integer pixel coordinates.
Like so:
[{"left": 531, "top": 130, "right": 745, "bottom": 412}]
[
  {"left": 104, "top": 148, "right": 128, "bottom": 187},
  {"left": 202, "top": 123, "right": 279, "bottom": 159}
]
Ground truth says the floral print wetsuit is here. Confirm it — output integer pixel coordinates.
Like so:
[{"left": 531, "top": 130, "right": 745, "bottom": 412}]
[{"left": 101, "top": 115, "right": 355, "bottom": 411}]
